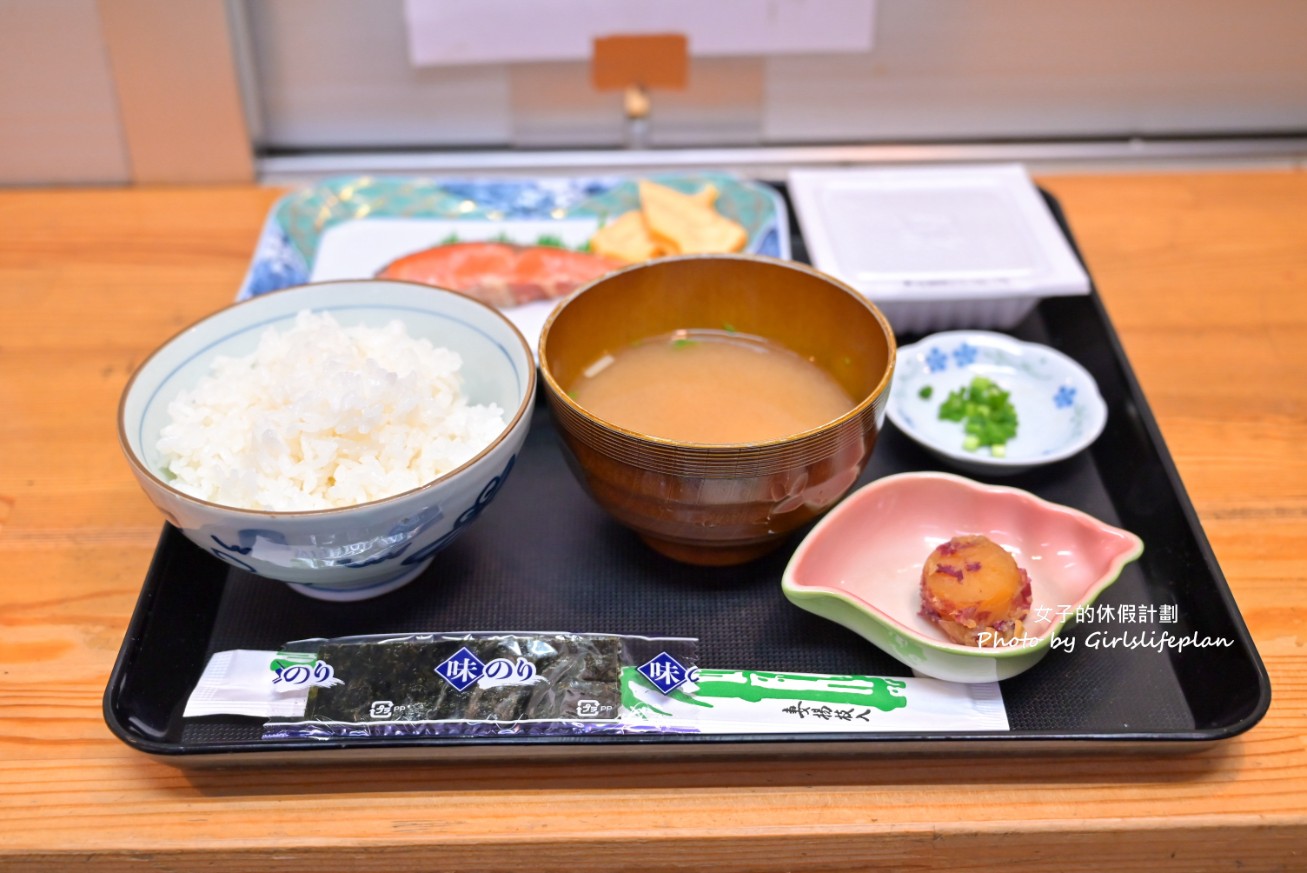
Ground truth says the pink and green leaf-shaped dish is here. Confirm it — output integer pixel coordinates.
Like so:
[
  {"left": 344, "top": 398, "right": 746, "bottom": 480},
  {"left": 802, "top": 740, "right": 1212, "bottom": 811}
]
[{"left": 782, "top": 471, "right": 1144, "bottom": 683}]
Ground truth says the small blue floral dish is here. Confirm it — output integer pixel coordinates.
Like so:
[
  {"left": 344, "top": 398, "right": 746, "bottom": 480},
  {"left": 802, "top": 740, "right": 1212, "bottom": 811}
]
[{"left": 887, "top": 330, "right": 1107, "bottom": 476}]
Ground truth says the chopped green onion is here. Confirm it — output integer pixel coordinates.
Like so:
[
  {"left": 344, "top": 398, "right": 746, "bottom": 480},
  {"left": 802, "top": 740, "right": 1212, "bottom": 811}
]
[{"left": 938, "top": 376, "right": 1018, "bottom": 454}]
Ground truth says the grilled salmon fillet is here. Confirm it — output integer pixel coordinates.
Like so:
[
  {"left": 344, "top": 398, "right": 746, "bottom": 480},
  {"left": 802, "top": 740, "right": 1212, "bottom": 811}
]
[{"left": 377, "top": 242, "right": 622, "bottom": 309}]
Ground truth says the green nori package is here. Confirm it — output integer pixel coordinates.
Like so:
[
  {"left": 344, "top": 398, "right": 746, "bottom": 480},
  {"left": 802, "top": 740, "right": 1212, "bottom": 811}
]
[{"left": 261, "top": 632, "right": 697, "bottom": 740}]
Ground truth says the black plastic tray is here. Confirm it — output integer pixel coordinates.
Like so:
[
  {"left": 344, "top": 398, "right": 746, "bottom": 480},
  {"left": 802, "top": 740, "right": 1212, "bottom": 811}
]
[{"left": 103, "top": 188, "right": 1270, "bottom": 764}]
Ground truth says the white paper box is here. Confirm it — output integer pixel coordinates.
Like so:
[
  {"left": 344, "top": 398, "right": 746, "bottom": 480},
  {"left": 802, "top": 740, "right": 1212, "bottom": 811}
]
[{"left": 789, "top": 165, "right": 1091, "bottom": 334}]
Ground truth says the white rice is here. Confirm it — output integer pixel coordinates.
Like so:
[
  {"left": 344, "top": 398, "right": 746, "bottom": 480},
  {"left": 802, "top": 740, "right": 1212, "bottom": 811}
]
[{"left": 157, "top": 310, "right": 507, "bottom": 511}]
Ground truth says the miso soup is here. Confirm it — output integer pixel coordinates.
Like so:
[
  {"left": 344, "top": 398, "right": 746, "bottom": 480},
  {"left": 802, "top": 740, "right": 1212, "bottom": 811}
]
[{"left": 570, "top": 329, "right": 854, "bottom": 443}]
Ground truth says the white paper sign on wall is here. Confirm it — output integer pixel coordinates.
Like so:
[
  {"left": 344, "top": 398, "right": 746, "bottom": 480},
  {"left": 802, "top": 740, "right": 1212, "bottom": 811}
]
[{"left": 402, "top": 0, "right": 876, "bottom": 67}]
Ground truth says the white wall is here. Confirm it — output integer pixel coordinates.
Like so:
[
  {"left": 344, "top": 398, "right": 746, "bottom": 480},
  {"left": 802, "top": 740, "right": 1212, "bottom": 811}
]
[
  {"left": 3, "top": 0, "right": 1305, "bottom": 184},
  {"left": 246, "top": 0, "right": 1307, "bottom": 151},
  {"left": 764, "top": 0, "right": 1307, "bottom": 142},
  {"left": 0, "top": 0, "right": 129, "bottom": 185}
]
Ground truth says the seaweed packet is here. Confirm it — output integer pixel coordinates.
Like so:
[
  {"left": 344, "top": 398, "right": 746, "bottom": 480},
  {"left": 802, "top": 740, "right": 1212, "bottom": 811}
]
[{"left": 183, "top": 632, "right": 697, "bottom": 739}]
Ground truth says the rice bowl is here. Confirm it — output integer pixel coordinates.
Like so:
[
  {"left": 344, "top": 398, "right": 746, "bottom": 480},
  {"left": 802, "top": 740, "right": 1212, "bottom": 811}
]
[{"left": 118, "top": 280, "right": 536, "bottom": 601}]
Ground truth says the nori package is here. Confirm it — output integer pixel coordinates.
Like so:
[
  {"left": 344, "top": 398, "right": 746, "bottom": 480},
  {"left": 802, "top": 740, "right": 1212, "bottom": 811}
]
[{"left": 261, "top": 632, "right": 697, "bottom": 740}]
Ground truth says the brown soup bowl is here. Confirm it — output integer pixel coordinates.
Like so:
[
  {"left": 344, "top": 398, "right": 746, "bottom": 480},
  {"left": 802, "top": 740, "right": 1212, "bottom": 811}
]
[{"left": 538, "top": 254, "right": 896, "bottom": 566}]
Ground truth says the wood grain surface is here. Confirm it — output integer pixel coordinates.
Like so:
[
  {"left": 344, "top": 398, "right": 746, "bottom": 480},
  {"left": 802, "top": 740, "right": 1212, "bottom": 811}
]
[{"left": 1, "top": 172, "right": 1304, "bottom": 871}]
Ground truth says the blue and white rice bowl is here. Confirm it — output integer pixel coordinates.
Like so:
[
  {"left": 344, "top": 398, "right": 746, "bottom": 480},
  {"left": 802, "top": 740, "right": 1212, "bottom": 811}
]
[
  {"left": 118, "top": 279, "right": 536, "bottom": 601},
  {"left": 887, "top": 330, "right": 1106, "bottom": 476}
]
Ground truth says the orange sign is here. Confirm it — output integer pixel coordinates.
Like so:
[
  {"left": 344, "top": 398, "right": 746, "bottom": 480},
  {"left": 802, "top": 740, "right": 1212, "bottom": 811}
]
[{"left": 591, "top": 33, "right": 689, "bottom": 91}]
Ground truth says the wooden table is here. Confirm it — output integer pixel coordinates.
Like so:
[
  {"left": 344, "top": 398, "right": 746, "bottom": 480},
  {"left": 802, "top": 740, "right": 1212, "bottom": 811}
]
[{"left": 1, "top": 171, "right": 1304, "bottom": 870}]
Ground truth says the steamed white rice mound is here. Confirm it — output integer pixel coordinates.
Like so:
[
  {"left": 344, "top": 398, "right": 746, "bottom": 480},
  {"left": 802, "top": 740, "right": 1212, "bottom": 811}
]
[{"left": 157, "top": 310, "right": 507, "bottom": 511}]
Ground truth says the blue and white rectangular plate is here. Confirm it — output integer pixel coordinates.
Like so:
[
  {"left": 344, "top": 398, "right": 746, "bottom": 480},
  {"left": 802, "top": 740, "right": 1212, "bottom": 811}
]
[{"left": 238, "top": 172, "right": 791, "bottom": 352}]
